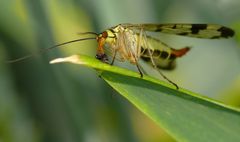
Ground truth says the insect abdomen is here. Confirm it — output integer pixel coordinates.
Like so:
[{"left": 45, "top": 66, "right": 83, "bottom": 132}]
[{"left": 140, "top": 47, "right": 190, "bottom": 70}]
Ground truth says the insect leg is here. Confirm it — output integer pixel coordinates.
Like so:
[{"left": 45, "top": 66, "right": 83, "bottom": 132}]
[
  {"left": 149, "top": 49, "right": 179, "bottom": 89},
  {"left": 132, "top": 27, "right": 144, "bottom": 77},
  {"left": 133, "top": 56, "right": 143, "bottom": 77},
  {"left": 156, "top": 67, "right": 179, "bottom": 89},
  {"left": 142, "top": 32, "right": 179, "bottom": 89},
  {"left": 110, "top": 49, "right": 117, "bottom": 65},
  {"left": 138, "top": 63, "right": 148, "bottom": 75}
]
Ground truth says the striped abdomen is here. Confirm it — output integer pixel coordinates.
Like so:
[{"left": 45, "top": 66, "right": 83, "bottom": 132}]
[{"left": 140, "top": 47, "right": 190, "bottom": 70}]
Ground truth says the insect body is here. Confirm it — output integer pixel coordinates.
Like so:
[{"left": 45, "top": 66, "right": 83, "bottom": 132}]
[
  {"left": 8, "top": 23, "right": 235, "bottom": 89},
  {"left": 96, "top": 24, "right": 191, "bottom": 67},
  {"left": 93, "top": 24, "right": 234, "bottom": 88}
]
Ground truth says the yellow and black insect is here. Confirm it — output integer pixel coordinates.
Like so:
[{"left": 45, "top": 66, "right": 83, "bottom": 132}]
[{"left": 8, "top": 23, "right": 235, "bottom": 89}]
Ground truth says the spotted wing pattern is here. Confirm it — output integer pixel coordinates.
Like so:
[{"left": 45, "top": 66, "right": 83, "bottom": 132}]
[{"left": 121, "top": 23, "right": 234, "bottom": 39}]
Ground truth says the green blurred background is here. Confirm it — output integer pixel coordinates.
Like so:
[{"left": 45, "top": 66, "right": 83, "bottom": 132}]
[{"left": 0, "top": 0, "right": 239, "bottom": 142}]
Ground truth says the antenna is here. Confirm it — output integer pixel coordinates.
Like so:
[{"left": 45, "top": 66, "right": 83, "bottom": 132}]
[
  {"left": 77, "top": 32, "right": 98, "bottom": 36},
  {"left": 6, "top": 37, "right": 97, "bottom": 63}
]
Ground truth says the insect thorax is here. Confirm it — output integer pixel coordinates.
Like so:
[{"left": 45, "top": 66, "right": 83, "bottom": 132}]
[{"left": 104, "top": 25, "right": 140, "bottom": 63}]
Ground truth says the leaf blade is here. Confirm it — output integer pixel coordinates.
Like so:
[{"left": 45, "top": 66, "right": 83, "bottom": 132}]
[{"left": 50, "top": 54, "right": 240, "bottom": 142}]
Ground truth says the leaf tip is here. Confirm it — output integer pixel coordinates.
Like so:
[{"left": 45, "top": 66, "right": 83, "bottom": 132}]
[{"left": 49, "top": 55, "right": 82, "bottom": 64}]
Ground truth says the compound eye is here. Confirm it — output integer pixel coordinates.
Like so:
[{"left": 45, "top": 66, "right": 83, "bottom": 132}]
[{"left": 102, "top": 31, "right": 108, "bottom": 38}]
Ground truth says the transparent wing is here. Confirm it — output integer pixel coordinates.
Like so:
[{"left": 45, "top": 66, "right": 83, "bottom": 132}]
[{"left": 121, "top": 23, "right": 234, "bottom": 39}]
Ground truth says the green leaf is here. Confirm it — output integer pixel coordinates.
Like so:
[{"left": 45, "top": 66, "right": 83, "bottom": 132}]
[{"left": 50, "top": 54, "right": 240, "bottom": 142}]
